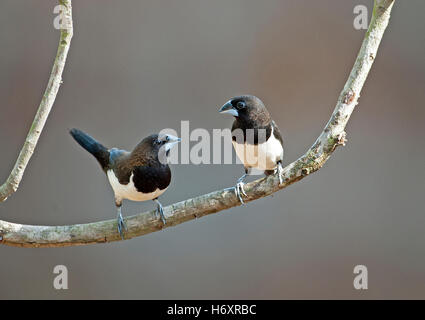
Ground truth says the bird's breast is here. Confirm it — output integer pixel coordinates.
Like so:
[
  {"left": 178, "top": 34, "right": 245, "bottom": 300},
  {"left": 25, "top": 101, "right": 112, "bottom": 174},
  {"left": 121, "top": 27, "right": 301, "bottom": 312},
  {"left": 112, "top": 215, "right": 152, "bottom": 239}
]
[
  {"left": 232, "top": 130, "right": 283, "bottom": 170},
  {"left": 107, "top": 170, "right": 167, "bottom": 202}
]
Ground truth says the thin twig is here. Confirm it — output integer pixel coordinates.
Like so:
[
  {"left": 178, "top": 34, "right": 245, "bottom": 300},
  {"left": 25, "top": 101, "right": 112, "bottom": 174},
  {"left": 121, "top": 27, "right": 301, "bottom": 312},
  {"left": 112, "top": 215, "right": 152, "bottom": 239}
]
[
  {"left": 0, "top": 0, "right": 73, "bottom": 202},
  {"left": 0, "top": 0, "right": 395, "bottom": 247}
]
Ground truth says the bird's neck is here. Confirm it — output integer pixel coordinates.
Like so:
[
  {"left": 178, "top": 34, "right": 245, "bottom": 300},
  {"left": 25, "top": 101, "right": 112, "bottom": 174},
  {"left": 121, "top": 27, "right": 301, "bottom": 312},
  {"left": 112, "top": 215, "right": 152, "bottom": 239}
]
[
  {"left": 232, "top": 118, "right": 273, "bottom": 144},
  {"left": 126, "top": 146, "right": 163, "bottom": 167},
  {"left": 233, "top": 116, "right": 271, "bottom": 131}
]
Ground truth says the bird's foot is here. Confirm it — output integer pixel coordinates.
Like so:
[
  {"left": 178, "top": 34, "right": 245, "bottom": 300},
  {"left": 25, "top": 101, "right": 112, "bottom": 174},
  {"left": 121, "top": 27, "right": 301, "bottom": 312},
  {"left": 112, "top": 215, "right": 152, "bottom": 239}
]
[
  {"left": 117, "top": 211, "right": 127, "bottom": 240},
  {"left": 154, "top": 200, "right": 166, "bottom": 224},
  {"left": 235, "top": 180, "right": 248, "bottom": 204},
  {"left": 277, "top": 162, "right": 284, "bottom": 185}
]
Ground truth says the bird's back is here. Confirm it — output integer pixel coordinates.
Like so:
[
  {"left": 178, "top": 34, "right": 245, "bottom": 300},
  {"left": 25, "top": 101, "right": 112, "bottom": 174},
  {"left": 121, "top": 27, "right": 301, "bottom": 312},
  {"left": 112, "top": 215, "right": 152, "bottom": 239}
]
[{"left": 106, "top": 145, "right": 171, "bottom": 203}]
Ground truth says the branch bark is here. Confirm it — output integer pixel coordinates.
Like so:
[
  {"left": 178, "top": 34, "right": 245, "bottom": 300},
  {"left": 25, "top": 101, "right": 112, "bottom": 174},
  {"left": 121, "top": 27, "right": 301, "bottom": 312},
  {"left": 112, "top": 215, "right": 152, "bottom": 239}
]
[
  {"left": 0, "top": 0, "right": 73, "bottom": 202},
  {"left": 0, "top": 0, "right": 395, "bottom": 247}
]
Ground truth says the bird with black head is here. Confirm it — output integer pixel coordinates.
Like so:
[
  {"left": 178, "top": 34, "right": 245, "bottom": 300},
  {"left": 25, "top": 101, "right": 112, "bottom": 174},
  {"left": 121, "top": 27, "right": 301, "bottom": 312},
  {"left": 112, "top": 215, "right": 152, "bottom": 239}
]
[
  {"left": 219, "top": 95, "right": 284, "bottom": 203},
  {"left": 70, "top": 129, "right": 181, "bottom": 239}
]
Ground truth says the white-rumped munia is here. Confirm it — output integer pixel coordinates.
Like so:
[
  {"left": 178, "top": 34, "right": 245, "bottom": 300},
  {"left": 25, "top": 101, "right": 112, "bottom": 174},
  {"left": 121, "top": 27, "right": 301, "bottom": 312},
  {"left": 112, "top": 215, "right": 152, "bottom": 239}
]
[
  {"left": 219, "top": 95, "right": 284, "bottom": 203},
  {"left": 70, "top": 129, "right": 181, "bottom": 239}
]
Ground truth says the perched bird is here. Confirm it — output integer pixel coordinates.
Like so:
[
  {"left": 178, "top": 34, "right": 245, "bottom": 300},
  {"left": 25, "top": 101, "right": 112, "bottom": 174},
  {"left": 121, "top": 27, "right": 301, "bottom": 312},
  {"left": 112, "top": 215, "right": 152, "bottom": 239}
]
[
  {"left": 70, "top": 128, "right": 181, "bottom": 239},
  {"left": 219, "top": 95, "right": 284, "bottom": 203}
]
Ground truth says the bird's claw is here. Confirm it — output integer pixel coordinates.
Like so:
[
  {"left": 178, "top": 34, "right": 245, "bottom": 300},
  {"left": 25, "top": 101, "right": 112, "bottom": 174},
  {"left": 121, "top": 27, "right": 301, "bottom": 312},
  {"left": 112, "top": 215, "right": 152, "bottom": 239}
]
[
  {"left": 277, "top": 162, "right": 284, "bottom": 185},
  {"left": 117, "top": 212, "right": 127, "bottom": 240},
  {"left": 155, "top": 202, "right": 167, "bottom": 225},
  {"left": 235, "top": 181, "right": 247, "bottom": 204}
]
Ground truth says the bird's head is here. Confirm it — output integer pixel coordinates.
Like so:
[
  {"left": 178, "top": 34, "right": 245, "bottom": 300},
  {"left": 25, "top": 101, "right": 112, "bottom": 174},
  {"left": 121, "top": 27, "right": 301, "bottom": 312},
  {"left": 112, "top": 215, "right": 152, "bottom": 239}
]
[
  {"left": 155, "top": 134, "right": 181, "bottom": 158},
  {"left": 136, "top": 133, "right": 181, "bottom": 164},
  {"left": 219, "top": 95, "right": 269, "bottom": 122}
]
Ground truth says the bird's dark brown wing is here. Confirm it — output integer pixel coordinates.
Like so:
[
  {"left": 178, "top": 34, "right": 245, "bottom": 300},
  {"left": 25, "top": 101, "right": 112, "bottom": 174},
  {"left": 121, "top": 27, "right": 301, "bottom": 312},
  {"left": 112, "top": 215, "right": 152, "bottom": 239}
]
[
  {"left": 132, "top": 165, "right": 171, "bottom": 194},
  {"left": 271, "top": 120, "right": 283, "bottom": 146}
]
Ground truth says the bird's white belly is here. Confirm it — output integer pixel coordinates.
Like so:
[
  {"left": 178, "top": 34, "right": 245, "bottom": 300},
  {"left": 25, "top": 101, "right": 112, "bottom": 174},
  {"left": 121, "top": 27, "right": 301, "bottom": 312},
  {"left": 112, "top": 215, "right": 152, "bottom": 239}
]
[
  {"left": 232, "top": 133, "right": 283, "bottom": 171},
  {"left": 107, "top": 170, "right": 166, "bottom": 202}
]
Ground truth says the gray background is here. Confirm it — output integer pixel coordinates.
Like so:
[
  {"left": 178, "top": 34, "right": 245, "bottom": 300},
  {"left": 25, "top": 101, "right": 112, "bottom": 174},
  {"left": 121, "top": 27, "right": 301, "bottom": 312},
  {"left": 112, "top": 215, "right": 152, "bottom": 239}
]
[{"left": 0, "top": 0, "right": 424, "bottom": 299}]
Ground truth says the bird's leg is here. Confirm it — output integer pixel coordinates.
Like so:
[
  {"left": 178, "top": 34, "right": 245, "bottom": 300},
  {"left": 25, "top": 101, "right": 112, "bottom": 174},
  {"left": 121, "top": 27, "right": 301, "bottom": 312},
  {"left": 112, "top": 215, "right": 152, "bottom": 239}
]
[
  {"left": 235, "top": 168, "right": 250, "bottom": 204},
  {"left": 276, "top": 161, "right": 284, "bottom": 185},
  {"left": 153, "top": 198, "right": 166, "bottom": 224},
  {"left": 115, "top": 201, "right": 127, "bottom": 240}
]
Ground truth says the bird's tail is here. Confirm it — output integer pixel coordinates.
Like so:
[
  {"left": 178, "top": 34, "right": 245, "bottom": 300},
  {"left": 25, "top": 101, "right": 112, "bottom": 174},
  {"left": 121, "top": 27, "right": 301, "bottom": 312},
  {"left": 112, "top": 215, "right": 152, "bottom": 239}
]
[{"left": 70, "top": 128, "right": 110, "bottom": 170}]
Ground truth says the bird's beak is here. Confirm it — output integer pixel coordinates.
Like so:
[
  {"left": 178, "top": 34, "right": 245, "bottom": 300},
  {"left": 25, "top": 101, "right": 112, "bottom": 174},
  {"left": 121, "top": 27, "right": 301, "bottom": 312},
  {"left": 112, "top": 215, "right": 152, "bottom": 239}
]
[
  {"left": 168, "top": 135, "right": 181, "bottom": 143},
  {"left": 219, "top": 100, "right": 239, "bottom": 117},
  {"left": 165, "top": 135, "right": 181, "bottom": 153}
]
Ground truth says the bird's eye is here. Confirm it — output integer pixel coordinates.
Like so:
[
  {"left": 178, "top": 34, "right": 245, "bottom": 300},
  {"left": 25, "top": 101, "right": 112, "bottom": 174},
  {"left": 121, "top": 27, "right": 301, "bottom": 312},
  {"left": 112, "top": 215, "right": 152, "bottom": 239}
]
[
  {"left": 154, "top": 139, "right": 161, "bottom": 145},
  {"left": 165, "top": 136, "right": 170, "bottom": 142},
  {"left": 236, "top": 101, "right": 246, "bottom": 109}
]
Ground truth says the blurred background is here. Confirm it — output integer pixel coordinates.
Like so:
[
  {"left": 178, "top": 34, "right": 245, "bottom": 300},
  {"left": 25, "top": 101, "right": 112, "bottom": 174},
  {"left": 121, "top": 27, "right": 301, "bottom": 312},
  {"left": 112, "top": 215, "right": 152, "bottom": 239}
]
[{"left": 0, "top": 0, "right": 424, "bottom": 299}]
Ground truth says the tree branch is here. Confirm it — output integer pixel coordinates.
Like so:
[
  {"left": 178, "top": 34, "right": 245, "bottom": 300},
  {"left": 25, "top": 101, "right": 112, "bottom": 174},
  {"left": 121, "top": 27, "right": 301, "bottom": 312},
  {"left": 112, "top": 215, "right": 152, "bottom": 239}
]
[
  {"left": 0, "top": 0, "right": 73, "bottom": 202},
  {"left": 0, "top": 0, "right": 395, "bottom": 247}
]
